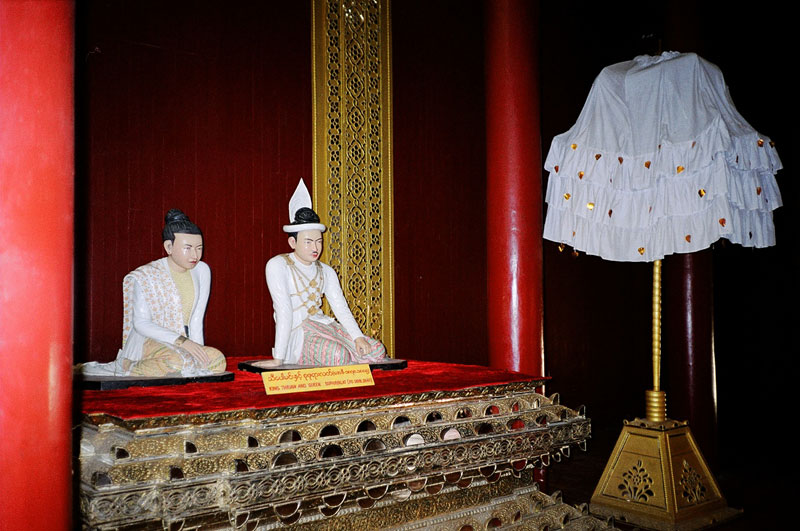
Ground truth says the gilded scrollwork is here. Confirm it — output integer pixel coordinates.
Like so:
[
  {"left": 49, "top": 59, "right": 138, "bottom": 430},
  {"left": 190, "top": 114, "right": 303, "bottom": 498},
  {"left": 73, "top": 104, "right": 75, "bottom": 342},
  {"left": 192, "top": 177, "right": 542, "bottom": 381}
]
[{"left": 313, "top": 0, "right": 394, "bottom": 356}]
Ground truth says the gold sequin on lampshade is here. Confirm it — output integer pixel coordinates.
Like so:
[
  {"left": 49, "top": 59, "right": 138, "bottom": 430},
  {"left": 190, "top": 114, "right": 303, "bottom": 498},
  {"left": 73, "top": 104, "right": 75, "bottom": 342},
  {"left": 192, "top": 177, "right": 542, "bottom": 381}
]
[
  {"left": 719, "top": 218, "right": 726, "bottom": 227},
  {"left": 607, "top": 209, "right": 613, "bottom": 217},
  {"left": 563, "top": 193, "right": 571, "bottom": 200},
  {"left": 586, "top": 202, "right": 595, "bottom": 210},
  {"left": 638, "top": 247, "right": 645, "bottom": 255},
  {"left": 558, "top": 243, "right": 565, "bottom": 252},
  {"left": 691, "top": 141, "right": 696, "bottom": 148},
  {"left": 571, "top": 143, "right": 578, "bottom": 150},
  {"left": 578, "top": 171, "right": 585, "bottom": 179},
  {"left": 698, "top": 189, "right": 706, "bottom": 197},
  {"left": 677, "top": 165, "right": 685, "bottom": 173},
  {"left": 756, "top": 186, "right": 762, "bottom": 195},
  {"left": 572, "top": 250, "right": 579, "bottom": 257},
  {"left": 685, "top": 235, "right": 692, "bottom": 242},
  {"left": 595, "top": 153, "right": 602, "bottom": 160},
  {"left": 554, "top": 165, "right": 559, "bottom": 173},
  {"left": 618, "top": 157, "right": 624, "bottom": 164},
  {"left": 757, "top": 139, "right": 764, "bottom": 147},
  {"left": 644, "top": 161, "right": 651, "bottom": 169}
]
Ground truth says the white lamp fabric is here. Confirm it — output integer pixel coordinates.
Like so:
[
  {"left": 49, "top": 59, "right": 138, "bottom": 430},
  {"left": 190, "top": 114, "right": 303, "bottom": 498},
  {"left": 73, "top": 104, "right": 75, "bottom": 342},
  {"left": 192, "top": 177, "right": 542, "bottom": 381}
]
[{"left": 543, "top": 51, "right": 782, "bottom": 262}]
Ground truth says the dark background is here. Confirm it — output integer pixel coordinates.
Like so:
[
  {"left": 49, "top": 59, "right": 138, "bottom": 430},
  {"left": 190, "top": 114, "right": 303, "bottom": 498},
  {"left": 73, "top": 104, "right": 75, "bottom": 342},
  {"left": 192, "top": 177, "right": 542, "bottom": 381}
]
[{"left": 74, "top": 0, "right": 795, "bottom": 517}]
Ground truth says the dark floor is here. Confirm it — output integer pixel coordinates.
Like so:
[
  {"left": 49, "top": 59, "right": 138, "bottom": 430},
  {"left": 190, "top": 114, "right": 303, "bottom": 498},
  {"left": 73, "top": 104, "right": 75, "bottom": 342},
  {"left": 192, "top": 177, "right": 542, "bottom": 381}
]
[{"left": 546, "top": 424, "right": 790, "bottom": 529}]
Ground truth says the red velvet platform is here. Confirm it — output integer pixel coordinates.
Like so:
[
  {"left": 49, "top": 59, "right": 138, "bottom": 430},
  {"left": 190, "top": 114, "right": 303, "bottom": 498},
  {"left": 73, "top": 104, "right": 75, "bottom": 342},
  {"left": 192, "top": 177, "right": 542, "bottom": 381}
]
[{"left": 79, "top": 357, "right": 544, "bottom": 420}]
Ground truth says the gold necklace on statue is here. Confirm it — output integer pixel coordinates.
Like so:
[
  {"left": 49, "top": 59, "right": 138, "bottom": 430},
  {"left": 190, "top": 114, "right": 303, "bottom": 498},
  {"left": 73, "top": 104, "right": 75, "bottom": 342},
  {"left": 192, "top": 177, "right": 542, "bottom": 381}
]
[{"left": 285, "top": 254, "right": 324, "bottom": 315}]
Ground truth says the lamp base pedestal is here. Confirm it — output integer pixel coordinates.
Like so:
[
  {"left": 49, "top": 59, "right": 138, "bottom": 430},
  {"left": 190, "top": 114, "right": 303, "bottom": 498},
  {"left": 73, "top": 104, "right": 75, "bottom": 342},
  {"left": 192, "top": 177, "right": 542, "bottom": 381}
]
[{"left": 589, "top": 418, "right": 740, "bottom": 530}]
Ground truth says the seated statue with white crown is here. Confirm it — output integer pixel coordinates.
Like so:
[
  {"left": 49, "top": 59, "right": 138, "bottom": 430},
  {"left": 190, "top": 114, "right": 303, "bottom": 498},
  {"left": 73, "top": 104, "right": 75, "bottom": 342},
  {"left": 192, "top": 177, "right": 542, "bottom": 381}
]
[
  {"left": 80, "top": 209, "right": 226, "bottom": 377},
  {"left": 262, "top": 179, "right": 387, "bottom": 367}
]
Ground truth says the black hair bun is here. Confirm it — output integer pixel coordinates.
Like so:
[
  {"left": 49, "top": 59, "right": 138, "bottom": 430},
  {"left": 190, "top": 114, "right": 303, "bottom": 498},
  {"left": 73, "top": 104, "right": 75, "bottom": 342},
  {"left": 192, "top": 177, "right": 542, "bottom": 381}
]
[
  {"left": 293, "top": 207, "right": 320, "bottom": 224},
  {"left": 162, "top": 208, "right": 201, "bottom": 241},
  {"left": 165, "top": 208, "right": 190, "bottom": 224}
]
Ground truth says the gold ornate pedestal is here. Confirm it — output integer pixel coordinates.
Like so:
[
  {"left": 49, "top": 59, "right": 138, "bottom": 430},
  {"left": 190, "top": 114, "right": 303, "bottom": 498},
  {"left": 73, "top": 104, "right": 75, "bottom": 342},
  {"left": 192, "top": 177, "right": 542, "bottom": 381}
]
[
  {"left": 78, "top": 379, "right": 611, "bottom": 529},
  {"left": 590, "top": 418, "right": 740, "bottom": 530},
  {"left": 590, "top": 261, "right": 740, "bottom": 530}
]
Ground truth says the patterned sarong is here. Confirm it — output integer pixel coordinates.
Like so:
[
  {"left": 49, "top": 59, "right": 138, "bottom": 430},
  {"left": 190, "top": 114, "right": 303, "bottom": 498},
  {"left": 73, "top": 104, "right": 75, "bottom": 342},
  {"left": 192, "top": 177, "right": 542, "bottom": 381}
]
[
  {"left": 298, "top": 319, "right": 386, "bottom": 366},
  {"left": 126, "top": 339, "right": 227, "bottom": 377}
]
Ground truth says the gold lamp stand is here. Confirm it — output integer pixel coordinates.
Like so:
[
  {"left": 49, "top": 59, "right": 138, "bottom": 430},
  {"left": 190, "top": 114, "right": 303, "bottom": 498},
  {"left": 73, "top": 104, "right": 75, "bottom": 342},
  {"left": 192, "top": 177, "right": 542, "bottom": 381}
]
[{"left": 589, "top": 260, "right": 741, "bottom": 530}]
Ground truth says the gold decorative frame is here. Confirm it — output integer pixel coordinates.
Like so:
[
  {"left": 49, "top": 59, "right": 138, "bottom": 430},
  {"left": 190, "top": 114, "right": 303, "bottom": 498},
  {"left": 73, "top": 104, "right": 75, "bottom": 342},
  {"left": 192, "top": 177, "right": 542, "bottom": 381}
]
[{"left": 312, "top": 0, "right": 395, "bottom": 357}]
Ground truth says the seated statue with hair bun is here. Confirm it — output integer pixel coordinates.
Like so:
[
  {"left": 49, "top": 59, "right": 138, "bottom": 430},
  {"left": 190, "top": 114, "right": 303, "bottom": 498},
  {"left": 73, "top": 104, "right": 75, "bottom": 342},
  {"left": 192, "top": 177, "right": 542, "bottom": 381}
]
[{"left": 79, "top": 209, "right": 227, "bottom": 377}]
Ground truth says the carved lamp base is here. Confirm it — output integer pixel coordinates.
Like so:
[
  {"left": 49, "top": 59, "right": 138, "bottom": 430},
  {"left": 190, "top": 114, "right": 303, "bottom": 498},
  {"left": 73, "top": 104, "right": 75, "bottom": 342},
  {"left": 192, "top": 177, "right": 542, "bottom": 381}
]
[{"left": 590, "top": 419, "right": 741, "bottom": 530}]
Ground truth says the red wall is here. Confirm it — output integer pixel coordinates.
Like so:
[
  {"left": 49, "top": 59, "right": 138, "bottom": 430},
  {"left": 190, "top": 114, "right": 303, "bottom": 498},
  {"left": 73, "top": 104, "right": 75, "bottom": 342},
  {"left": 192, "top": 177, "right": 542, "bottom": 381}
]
[
  {"left": 76, "top": 1, "right": 312, "bottom": 361},
  {"left": 392, "top": 2, "right": 489, "bottom": 366}
]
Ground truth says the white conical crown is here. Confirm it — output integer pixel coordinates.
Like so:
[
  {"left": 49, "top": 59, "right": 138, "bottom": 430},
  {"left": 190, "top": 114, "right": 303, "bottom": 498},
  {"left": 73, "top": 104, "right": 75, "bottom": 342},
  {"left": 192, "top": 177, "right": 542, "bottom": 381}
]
[{"left": 283, "top": 179, "right": 326, "bottom": 233}]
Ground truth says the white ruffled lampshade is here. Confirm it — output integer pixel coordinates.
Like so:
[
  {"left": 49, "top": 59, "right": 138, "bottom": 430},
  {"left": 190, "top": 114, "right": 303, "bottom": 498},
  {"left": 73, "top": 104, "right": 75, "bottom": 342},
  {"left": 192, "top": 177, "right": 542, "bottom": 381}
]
[{"left": 543, "top": 51, "right": 782, "bottom": 262}]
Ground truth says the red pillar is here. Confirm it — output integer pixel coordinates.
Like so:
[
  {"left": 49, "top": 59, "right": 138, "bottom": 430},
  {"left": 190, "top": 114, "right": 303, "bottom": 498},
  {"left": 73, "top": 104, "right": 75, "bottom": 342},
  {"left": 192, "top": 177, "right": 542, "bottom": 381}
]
[
  {"left": 0, "top": 2, "right": 75, "bottom": 529},
  {"left": 485, "top": 0, "right": 543, "bottom": 376},
  {"left": 664, "top": 251, "right": 717, "bottom": 468}
]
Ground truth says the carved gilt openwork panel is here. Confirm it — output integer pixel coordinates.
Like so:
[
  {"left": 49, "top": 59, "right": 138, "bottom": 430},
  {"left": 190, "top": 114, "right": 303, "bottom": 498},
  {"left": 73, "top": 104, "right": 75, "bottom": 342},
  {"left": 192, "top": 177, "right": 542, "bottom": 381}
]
[{"left": 312, "top": 0, "right": 394, "bottom": 356}]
